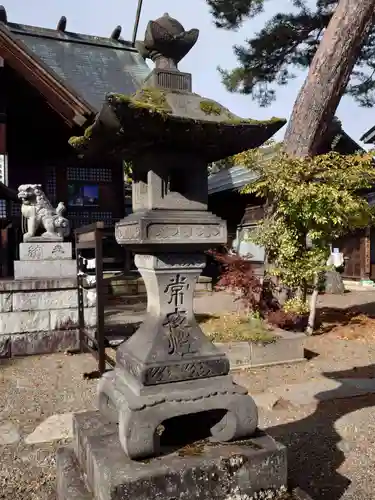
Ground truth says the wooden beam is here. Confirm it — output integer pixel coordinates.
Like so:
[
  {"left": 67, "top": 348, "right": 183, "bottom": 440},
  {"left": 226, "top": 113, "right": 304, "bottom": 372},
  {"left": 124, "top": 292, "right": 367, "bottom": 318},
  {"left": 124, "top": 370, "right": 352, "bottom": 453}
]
[{"left": 0, "top": 181, "right": 18, "bottom": 201}]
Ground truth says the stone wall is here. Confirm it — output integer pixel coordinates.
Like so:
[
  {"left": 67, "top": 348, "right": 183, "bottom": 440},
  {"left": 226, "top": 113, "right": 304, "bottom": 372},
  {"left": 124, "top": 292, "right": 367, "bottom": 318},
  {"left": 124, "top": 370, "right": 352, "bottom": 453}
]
[{"left": 0, "top": 278, "right": 96, "bottom": 358}]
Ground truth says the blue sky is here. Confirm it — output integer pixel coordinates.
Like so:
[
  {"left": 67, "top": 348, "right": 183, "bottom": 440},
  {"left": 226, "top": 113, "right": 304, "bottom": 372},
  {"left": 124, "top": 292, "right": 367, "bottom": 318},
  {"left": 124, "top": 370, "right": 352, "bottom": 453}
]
[{"left": 5, "top": 0, "right": 375, "bottom": 147}]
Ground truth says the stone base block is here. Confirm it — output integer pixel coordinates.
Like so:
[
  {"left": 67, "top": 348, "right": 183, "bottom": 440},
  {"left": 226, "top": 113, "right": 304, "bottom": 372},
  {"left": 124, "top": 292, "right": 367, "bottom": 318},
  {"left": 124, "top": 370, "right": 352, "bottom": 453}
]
[
  {"left": 19, "top": 242, "right": 72, "bottom": 261},
  {"left": 14, "top": 259, "right": 76, "bottom": 279},
  {"left": 0, "top": 278, "right": 96, "bottom": 358},
  {"left": 0, "top": 329, "right": 98, "bottom": 359},
  {"left": 56, "top": 410, "right": 287, "bottom": 500},
  {"left": 0, "top": 307, "right": 96, "bottom": 335},
  {"left": 0, "top": 335, "right": 10, "bottom": 358},
  {"left": 57, "top": 447, "right": 93, "bottom": 500}
]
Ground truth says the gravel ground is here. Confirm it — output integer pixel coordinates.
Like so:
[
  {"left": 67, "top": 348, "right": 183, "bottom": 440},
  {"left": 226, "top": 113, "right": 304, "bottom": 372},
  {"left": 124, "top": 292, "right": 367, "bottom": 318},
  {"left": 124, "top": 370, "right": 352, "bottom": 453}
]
[
  {"left": 259, "top": 394, "right": 375, "bottom": 500},
  {"left": 0, "top": 354, "right": 98, "bottom": 500},
  {"left": 2, "top": 290, "right": 375, "bottom": 499},
  {"left": 234, "top": 334, "right": 375, "bottom": 394}
]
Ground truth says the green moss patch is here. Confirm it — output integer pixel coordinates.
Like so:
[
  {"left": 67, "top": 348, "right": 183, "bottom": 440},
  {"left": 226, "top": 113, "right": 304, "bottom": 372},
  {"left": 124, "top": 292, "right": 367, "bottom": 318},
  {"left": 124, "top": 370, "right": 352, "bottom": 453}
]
[
  {"left": 224, "top": 116, "right": 286, "bottom": 127},
  {"left": 68, "top": 122, "right": 94, "bottom": 149},
  {"left": 200, "top": 313, "right": 278, "bottom": 344},
  {"left": 110, "top": 88, "right": 172, "bottom": 114},
  {"left": 84, "top": 124, "right": 93, "bottom": 139},
  {"left": 68, "top": 135, "right": 86, "bottom": 148},
  {"left": 199, "top": 99, "right": 223, "bottom": 116}
]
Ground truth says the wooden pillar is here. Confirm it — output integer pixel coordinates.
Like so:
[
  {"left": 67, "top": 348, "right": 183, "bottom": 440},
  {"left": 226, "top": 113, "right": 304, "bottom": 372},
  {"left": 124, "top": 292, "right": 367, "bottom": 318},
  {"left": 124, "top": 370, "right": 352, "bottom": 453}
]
[
  {"left": 0, "top": 57, "right": 10, "bottom": 278},
  {"left": 363, "top": 226, "right": 371, "bottom": 280},
  {"left": 0, "top": 57, "right": 8, "bottom": 206}
]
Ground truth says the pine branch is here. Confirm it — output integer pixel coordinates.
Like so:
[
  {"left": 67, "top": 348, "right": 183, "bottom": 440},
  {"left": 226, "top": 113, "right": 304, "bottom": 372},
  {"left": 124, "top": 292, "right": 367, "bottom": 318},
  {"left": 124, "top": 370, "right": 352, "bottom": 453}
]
[{"left": 207, "top": 0, "right": 375, "bottom": 107}]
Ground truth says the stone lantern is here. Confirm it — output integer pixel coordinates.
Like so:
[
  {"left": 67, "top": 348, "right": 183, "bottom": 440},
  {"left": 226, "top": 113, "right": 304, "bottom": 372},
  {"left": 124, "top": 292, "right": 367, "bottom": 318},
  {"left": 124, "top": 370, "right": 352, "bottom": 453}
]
[
  {"left": 59, "top": 13, "right": 292, "bottom": 500},
  {"left": 97, "top": 13, "right": 285, "bottom": 460}
]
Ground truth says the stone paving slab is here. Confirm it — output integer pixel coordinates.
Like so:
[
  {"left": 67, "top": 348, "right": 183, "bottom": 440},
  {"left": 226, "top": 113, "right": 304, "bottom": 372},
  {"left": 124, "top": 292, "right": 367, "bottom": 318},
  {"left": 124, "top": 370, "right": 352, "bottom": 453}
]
[
  {"left": 252, "top": 392, "right": 281, "bottom": 411},
  {"left": 25, "top": 414, "right": 73, "bottom": 445}
]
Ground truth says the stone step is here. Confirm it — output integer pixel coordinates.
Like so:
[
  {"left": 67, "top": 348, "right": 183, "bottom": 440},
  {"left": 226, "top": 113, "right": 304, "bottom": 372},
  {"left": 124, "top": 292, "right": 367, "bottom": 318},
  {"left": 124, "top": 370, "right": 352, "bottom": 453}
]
[
  {"left": 55, "top": 415, "right": 311, "bottom": 500},
  {"left": 56, "top": 447, "right": 93, "bottom": 500}
]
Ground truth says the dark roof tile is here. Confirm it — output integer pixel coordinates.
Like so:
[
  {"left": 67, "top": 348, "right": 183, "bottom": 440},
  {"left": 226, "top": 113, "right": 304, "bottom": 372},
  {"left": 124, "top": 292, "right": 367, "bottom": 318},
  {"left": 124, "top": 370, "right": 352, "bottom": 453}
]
[{"left": 9, "top": 22, "right": 150, "bottom": 112}]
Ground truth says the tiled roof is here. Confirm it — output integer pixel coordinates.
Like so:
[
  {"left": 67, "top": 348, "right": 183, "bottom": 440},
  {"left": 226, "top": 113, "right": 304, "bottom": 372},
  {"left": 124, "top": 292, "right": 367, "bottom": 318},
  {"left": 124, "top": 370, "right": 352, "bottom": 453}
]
[
  {"left": 8, "top": 22, "right": 150, "bottom": 112},
  {"left": 208, "top": 128, "right": 363, "bottom": 195},
  {"left": 208, "top": 166, "right": 257, "bottom": 195}
]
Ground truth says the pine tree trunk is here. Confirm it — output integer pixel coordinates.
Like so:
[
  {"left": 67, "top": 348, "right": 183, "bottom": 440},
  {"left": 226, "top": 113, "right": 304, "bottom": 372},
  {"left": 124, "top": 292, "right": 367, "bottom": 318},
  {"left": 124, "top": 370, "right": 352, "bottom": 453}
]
[
  {"left": 283, "top": 0, "right": 375, "bottom": 157},
  {"left": 282, "top": 0, "right": 375, "bottom": 333}
]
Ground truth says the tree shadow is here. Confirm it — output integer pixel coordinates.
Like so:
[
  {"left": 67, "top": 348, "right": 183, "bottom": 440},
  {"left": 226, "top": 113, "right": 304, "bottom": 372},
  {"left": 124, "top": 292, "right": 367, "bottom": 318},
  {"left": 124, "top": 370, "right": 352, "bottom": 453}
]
[
  {"left": 265, "top": 365, "right": 375, "bottom": 499},
  {"left": 0, "top": 357, "right": 17, "bottom": 367},
  {"left": 195, "top": 313, "right": 220, "bottom": 324},
  {"left": 316, "top": 302, "right": 375, "bottom": 335}
]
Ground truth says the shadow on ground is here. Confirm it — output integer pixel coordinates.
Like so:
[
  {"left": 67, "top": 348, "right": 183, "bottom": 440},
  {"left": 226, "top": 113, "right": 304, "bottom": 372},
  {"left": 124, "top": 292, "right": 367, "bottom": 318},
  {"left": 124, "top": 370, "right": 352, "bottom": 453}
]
[
  {"left": 195, "top": 313, "right": 220, "bottom": 323},
  {"left": 316, "top": 300, "right": 375, "bottom": 335},
  {"left": 267, "top": 365, "right": 375, "bottom": 499}
]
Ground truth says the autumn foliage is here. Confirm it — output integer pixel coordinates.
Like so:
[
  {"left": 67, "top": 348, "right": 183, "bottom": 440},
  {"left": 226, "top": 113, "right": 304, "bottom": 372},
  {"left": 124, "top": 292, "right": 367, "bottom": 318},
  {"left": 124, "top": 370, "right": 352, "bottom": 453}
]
[
  {"left": 208, "top": 250, "right": 278, "bottom": 315},
  {"left": 208, "top": 249, "right": 310, "bottom": 331}
]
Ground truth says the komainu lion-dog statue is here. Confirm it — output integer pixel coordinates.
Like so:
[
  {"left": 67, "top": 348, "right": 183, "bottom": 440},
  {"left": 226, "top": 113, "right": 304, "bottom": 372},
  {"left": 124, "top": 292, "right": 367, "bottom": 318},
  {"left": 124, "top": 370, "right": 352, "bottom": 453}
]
[{"left": 18, "top": 184, "right": 70, "bottom": 242}]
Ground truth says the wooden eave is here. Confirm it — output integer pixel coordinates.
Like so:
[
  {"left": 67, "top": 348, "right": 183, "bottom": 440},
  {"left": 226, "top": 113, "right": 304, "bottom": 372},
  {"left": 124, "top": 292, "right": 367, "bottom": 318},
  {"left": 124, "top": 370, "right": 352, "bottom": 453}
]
[
  {"left": 0, "top": 22, "right": 95, "bottom": 127},
  {"left": 0, "top": 182, "right": 18, "bottom": 201}
]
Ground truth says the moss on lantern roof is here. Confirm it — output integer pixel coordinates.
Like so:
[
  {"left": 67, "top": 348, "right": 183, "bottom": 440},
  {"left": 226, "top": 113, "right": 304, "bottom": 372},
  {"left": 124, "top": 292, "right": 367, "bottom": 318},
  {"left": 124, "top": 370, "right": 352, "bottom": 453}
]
[
  {"left": 200, "top": 99, "right": 222, "bottom": 116},
  {"left": 67, "top": 85, "right": 286, "bottom": 161},
  {"left": 224, "top": 116, "right": 284, "bottom": 126},
  {"left": 69, "top": 135, "right": 87, "bottom": 148},
  {"left": 104, "top": 88, "right": 284, "bottom": 126},
  {"left": 110, "top": 88, "right": 173, "bottom": 114}
]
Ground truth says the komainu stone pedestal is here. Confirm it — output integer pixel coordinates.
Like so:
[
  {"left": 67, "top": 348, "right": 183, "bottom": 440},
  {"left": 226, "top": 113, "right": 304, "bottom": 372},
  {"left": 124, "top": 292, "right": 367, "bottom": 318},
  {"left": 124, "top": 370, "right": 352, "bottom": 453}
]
[
  {"left": 14, "top": 242, "right": 76, "bottom": 279},
  {"left": 0, "top": 277, "right": 96, "bottom": 358},
  {"left": 56, "top": 411, "right": 288, "bottom": 500}
]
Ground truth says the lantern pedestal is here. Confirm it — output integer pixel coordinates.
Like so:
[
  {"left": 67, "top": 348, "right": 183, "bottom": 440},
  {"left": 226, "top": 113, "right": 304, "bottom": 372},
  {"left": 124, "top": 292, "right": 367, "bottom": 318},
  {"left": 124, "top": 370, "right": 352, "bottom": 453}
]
[{"left": 57, "top": 411, "right": 288, "bottom": 500}]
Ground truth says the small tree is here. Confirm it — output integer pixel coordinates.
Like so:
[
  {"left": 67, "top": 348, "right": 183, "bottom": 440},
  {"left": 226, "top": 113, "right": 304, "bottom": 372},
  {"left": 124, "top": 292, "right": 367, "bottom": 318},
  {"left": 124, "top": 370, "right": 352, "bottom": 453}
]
[
  {"left": 235, "top": 148, "right": 375, "bottom": 333},
  {"left": 208, "top": 249, "right": 279, "bottom": 315}
]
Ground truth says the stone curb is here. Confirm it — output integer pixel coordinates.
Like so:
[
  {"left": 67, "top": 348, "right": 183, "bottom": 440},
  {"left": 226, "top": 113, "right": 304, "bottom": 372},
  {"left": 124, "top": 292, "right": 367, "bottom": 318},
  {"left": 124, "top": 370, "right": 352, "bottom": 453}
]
[
  {"left": 1, "top": 328, "right": 305, "bottom": 368},
  {"left": 215, "top": 331, "right": 306, "bottom": 369}
]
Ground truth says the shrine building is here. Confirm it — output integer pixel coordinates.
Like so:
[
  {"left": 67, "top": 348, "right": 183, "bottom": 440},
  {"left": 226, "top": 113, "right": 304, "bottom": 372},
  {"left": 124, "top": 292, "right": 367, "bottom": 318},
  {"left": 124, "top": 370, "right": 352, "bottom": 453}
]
[
  {"left": 208, "top": 127, "right": 372, "bottom": 283},
  {"left": 0, "top": 6, "right": 149, "bottom": 276}
]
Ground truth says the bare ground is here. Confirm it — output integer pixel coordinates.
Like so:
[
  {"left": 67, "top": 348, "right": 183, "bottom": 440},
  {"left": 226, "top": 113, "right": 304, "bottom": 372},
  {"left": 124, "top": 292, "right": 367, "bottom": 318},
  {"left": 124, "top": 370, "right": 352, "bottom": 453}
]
[{"left": 2, "top": 290, "right": 375, "bottom": 499}]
